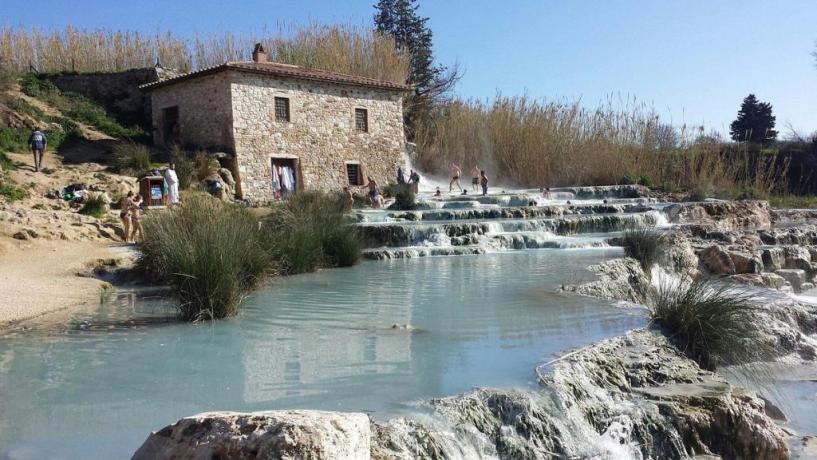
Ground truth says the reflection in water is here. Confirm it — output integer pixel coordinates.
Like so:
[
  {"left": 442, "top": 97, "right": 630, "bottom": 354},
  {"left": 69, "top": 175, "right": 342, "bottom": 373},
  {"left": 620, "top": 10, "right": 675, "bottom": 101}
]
[{"left": 0, "top": 249, "right": 645, "bottom": 459}]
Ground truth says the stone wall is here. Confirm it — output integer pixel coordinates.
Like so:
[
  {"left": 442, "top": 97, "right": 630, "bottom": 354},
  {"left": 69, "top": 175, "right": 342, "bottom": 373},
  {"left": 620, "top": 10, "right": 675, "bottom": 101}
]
[
  {"left": 48, "top": 66, "right": 175, "bottom": 130},
  {"left": 149, "top": 72, "right": 235, "bottom": 150},
  {"left": 229, "top": 72, "right": 405, "bottom": 201}
]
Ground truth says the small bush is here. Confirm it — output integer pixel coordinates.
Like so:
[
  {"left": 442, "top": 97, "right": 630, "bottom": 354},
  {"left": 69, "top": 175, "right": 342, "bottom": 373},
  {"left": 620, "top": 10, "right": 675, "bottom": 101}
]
[
  {"left": 63, "top": 93, "right": 144, "bottom": 139},
  {"left": 112, "top": 142, "right": 151, "bottom": 175},
  {"left": 40, "top": 167, "right": 55, "bottom": 175},
  {"left": 78, "top": 194, "right": 108, "bottom": 218},
  {"left": 384, "top": 183, "right": 416, "bottom": 210},
  {"left": 650, "top": 278, "right": 778, "bottom": 369},
  {"left": 139, "top": 195, "right": 271, "bottom": 320},
  {"left": 637, "top": 175, "right": 653, "bottom": 187},
  {"left": 0, "top": 179, "right": 29, "bottom": 202},
  {"left": 0, "top": 125, "right": 29, "bottom": 154},
  {"left": 262, "top": 191, "right": 361, "bottom": 274},
  {"left": 194, "top": 151, "right": 219, "bottom": 181},
  {"left": 0, "top": 151, "right": 16, "bottom": 170},
  {"left": 622, "top": 227, "right": 665, "bottom": 272},
  {"left": 20, "top": 74, "right": 57, "bottom": 98},
  {"left": 170, "top": 146, "right": 195, "bottom": 190}
]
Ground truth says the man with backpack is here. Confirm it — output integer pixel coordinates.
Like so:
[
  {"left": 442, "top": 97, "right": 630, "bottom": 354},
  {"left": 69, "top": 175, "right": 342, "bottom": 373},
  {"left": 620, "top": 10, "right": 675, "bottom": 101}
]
[{"left": 28, "top": 127, "right": 47, "bottom": 172}]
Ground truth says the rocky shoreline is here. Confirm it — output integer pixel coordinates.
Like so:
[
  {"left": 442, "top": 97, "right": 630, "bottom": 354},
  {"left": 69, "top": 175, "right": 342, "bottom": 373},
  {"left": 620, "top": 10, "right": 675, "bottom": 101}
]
[{"left": 133, "top": 199, "right": 817, "bottom": 459}]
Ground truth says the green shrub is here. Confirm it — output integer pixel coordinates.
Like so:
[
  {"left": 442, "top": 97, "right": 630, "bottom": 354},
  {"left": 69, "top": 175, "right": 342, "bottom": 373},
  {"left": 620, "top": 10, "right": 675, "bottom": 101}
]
[
  {"left": 637, "top": 175, "right": 653, "bottom": 187},
  {"left": 0, "top": 125, "right": 29, "bottom": 154},
  {"left": 194, "top": 151, "right": 219, "bottom": 181},
  {"left": 63, "top": 93, "right": 144, "bottom": 139},
  {"left": 170, "top": 146, "right": 195, "bottom": 190},
  {"left": 0, "top": 179, "right": 29, "bottom": 202},
  {"left": 687, "top": 187, "right": 708, "bottom": 202},
  {"left": 112, "top": 142, "right": 151, "bottom": 175},
  {"left": 20, "top": 73, "right": 57, "bottom": 98},
  {"left": 78, "top": 194, "right": 108, "bottom": 218},
  {"left": 0, "top": 151, "right": 16, "bottom": 170},
  {"left": 620, "top": 174, "right": 636, "bottom": 185},
  {"left": 384, "top": 183, "right": 416, "bottom": 210},
  {"left": 622, "top": 227, "right": 665, "bottom": 272},
  {"left": 650, "top": 279, "right": 778, "bottom": 369},
  {"left": 262, "top": 191, "right": 361, "bottom": 274},
  {"left": 138, "top": 195, "right": 271, "bottom": 320}
]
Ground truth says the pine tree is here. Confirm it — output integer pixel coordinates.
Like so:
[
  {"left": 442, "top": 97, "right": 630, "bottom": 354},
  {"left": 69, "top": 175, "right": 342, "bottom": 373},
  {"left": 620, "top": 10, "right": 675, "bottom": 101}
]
[
  {"left": 729, "top": 94, "right": 778, "bottom": 145},
  {"left": 374, "top": 0, "right": 458, "bottom": 139}
]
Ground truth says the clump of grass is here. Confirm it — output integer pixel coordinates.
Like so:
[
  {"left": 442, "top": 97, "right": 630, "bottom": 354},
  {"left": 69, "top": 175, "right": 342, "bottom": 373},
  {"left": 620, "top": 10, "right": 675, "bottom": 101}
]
[
  {"left": 112, "top": 142, "right": 151, "bottom": 176},
  {"left": 384, "top": 183, "right": 416, "bottom": 210},
  {"left": 0, "top": 179, "right": 29, "bottom": 202},
  {"left": 622, "top": 227, "right": 665, "bottom": 272},
  {"left": 139, "top": 195, "right": 272, "bottom": 320},
  {"left": 78, "top": 194, "right": 108, "bottom": 218},
  {"left": 262, "top": 191, "right": 361, "bottom": 274},
  {"left": 650, "top": 278, "right": 778, "bottom": 370},
  {"left": 194, "top": 151, "right": 219, "bottom": 181},
  {"left": 0, "top": 151, "right": 15, "bottom": 170}
]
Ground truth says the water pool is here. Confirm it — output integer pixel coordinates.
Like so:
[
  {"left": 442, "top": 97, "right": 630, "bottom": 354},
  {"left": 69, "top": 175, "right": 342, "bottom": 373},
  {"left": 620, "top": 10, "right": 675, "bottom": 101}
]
[{"left": 0, "top": 249, "right": 646, "bottom": 459}]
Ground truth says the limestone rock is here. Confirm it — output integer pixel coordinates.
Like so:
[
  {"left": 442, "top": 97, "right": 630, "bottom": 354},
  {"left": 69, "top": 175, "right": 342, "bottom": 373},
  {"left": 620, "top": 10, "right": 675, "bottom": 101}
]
[
  {"left": 562, "top": 257, "right": 651, "bottom": 303},
  {"left": 762, "top": 248, "right": 785, "bottom": 272},
  {"left": 132, "top": 410, "right": 371, "bottom": 460},
  {"left": 666, "top": 200, "right": 772, "bottom": 230},
  {"left": 729, "top": 273, "right": 764, "bottom": 286},
  {"left": 776, "top": 269, "right": 807, "bottom": 291},
  {"left": 761, "top": 272, "right": 789, "bottom": 290},
  {"left": 700, "top": 245, "right": 736, "bottom": 275},
  {"left": 729, "top": 250, "right": 763, "bottom": 274},
  {"left": 659, "top": 233, "right": 700, "bottom": 278}
]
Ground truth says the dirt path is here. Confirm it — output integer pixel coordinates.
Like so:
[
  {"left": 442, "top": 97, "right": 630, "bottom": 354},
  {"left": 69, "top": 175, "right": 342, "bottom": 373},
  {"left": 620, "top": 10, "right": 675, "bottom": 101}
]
[{"left": 0, "top": 241, "right": 132, "bottom": 326}]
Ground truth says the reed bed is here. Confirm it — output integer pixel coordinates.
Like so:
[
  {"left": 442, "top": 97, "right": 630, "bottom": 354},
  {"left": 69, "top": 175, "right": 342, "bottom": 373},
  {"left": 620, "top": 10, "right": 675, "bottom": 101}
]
[
  {"left": 416, "top": 95, "right": 788, "bottom": 195},
  {"left": 0, "top": 23, "right": 410, "bottom": 83}
]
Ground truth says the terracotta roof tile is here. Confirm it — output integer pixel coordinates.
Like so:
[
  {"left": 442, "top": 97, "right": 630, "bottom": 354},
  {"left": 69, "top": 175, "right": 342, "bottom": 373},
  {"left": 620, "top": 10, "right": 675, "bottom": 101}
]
[{"left": 140, "top": 61, "right": 411, "bottom": 92}]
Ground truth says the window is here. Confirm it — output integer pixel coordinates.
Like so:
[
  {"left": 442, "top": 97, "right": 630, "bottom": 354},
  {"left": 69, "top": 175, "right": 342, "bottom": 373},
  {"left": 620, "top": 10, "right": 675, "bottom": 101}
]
[
  {"left": 274, "top": 97, "right": 290, "bottom": 122},
  {"left": 346, "top": 163, "right": 361, "bottom": 185},
  {"left": 355, "top": 108, "right": 368, "bottom": 132}
]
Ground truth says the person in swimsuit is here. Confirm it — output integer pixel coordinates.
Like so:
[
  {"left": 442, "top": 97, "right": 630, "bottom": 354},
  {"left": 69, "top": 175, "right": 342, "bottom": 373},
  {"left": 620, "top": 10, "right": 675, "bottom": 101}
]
[
  {"left": 364, "top": 176, "right": 381, "bottom": 208},
  {"left": 480, "top": 170, "right": 489, "bottom": 196},
  {"left": 449, "top": 163, "right": 462, "bottom": 192},
  {"left": 119, "top": 191, "right": 134, "bottom": 243},
  {"left": 471, "top": 165, "right": 480, "bottom": 192},
  {"left": 130, "top": 194, "right": 144, "bottom": 243}
]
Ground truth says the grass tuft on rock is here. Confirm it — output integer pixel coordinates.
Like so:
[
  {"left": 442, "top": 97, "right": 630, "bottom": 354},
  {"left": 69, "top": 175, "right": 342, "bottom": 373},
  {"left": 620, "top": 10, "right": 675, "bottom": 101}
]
[
  {"left": 622, "top": 227, "right": 665, "bottom": 272},
  {"left": 78, "top": 194, "right": 108, "bottom": 218},
  {"left": 262, "top": 191, "right": 361, "bottom": 274},
  {"left": 139, "top": 195, "right": 272, "bottom": 321},
  {"left": 650, "top": 278, "right": 778, "bottom": 370},
  {"left": 112, "top": 142, "right": 151, "bottom": 176}
]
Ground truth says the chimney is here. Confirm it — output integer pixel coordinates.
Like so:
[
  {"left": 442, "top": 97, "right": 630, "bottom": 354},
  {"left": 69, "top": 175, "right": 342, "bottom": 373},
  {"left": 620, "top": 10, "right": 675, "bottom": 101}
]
[{"left": 252, "top": 43, "right": 267, "bottom": 63}]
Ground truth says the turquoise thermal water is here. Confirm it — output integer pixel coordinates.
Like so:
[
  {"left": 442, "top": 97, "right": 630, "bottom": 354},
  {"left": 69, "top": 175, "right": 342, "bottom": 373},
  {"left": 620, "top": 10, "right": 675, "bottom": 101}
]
[{"left": 0, "top": 249, "right": 646, "bottom": 459}]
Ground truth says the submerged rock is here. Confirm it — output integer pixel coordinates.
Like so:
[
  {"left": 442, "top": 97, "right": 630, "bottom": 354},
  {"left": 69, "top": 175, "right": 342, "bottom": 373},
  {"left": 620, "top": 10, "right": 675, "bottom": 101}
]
[{"left": 133, "top": 410, "right": 371, "bottom": 460}]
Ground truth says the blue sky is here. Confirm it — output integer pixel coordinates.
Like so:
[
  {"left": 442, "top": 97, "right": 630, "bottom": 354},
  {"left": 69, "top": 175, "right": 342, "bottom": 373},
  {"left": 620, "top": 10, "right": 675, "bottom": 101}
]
[{"left": 3, "top": 0, "right": 817, "bottom": 136}]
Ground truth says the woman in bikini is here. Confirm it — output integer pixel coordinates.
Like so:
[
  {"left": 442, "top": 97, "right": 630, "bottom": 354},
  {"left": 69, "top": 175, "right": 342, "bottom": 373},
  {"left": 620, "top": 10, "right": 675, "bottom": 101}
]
[
  {"left": 130, "top": 194, "right": 144, "bottom": 243},
  {"left": 119, "top": 191, "right": 134, "bottom": 243}
]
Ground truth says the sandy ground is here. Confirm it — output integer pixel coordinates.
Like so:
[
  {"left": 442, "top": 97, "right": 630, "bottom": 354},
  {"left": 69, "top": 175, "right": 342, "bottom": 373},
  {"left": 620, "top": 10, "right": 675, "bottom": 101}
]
[{"left": 0, "top": 241, "right": 131, "bottom": 326}]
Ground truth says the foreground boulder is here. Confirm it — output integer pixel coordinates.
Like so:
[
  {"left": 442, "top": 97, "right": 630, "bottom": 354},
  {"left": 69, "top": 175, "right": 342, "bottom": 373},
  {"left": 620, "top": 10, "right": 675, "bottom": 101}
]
[{"left": 133, "top": 411, "right": 370, "bottom": 460}]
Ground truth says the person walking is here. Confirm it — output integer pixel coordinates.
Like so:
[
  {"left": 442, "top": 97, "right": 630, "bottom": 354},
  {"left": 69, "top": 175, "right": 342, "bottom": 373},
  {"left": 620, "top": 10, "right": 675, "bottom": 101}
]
[
  {"left": 28, "top": 127, "right": 47, "bottom": 172},
  {"left": 480, "top": 170, "right": 489, "bottom": 196},
  {"left": 119, "top": 191, "right": 134, "bottom": 243},
  {"left": 449, "top": 163, "right": 462, "bottom": 192},
  {"left": 471, "top": 165, "right": 480, "bottom": 192},
  {"left": 364, "top": 176, "right": 381, "bottom": 208},
  {"left": 164, "top": 163, "right": 180, "bottom": 205},
  {"left": 129, "top": 194, "right": 144, "bottom": 243}
]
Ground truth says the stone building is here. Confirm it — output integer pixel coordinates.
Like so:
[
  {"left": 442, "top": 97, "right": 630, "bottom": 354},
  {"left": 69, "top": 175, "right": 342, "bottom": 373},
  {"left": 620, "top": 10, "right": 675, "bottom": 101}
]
[{"left": 141, "top": 46, "right": 410, "bottom": 202}]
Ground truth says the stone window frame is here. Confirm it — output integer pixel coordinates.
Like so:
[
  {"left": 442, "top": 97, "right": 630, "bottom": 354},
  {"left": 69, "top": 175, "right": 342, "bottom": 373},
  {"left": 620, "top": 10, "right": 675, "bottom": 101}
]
[
  {"left": 345, "top": 160, "right": 363, "bottom": 186},
  {"left": 354, "top": 108, "right": 369, "bottom": 133},
  {"left": 274, "top": 97, "right": 291, "bottom": 122}
]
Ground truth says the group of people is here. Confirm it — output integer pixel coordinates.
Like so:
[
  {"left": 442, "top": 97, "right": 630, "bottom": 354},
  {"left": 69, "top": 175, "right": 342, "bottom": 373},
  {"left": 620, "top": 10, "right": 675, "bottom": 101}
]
[
  {"left": 449, "top": 163, "right": 489, "bottom": 196},
  {"left": 396, "top": 166, "right": 421, "bottom": 192},
  {"left": 119, "top": 191, "right": 144, "bottom": 243}
]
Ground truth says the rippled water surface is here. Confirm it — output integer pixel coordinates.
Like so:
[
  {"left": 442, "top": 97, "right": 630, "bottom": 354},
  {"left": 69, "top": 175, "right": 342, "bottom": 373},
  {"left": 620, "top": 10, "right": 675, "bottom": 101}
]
[{"left": 0, "top": 249, "right": 646, "bottom": 459}]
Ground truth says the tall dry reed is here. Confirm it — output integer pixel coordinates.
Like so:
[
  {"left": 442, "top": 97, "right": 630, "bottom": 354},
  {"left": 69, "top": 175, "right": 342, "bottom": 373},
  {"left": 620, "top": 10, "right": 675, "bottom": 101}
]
[
  {"left": 416, "top": 94, "right": 788, "bottom": 195},
  {"left": 0, "top": 23, "right": 410, "bottom": 83}
]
